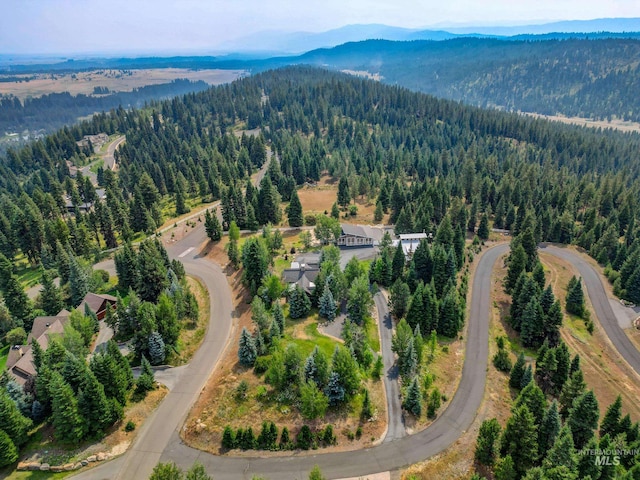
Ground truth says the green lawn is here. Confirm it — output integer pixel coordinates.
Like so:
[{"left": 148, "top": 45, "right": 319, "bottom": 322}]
[
  {"left": 0, "top": 344, "right": 10, "bottom": 371},
  {"left": 2, "top": 470, "right": 71, "bottom": 480}
]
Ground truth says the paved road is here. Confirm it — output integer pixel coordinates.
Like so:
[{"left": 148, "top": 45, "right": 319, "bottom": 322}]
[
  {"left": 540, "top": 244, "right": 640, "bottom": 375},
  {"left": 74, "top": 243, "right": 505, "bottom": 480},
  {"left": 374, "top": 291, "right": 406, "bottom": 442},
  {"left": 74, "top": 224, "right": 233, "bottom": 480},
  {"left": 104, "top": 135, "right": 126, "bottom": 171}
]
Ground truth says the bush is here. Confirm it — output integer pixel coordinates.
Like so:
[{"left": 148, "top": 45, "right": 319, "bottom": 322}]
[
  {"left": 125, "top": 421, "right": 136, "bottom": 432},
  {"left": 296, "top": 425, "right": 313, "bottom": 449},
  {"left": 355, "top": 426, "right": 363, "bottom": 439},
  {"left": 253, "top": 355, "right": 271, "bottom": 374},
  {"left": 304, "top": 215, "right": 317, "bottom": 226},
  {"left": 349, "top": 205, "right": 358, "bottom": 216},
  {"left": 235, "top": 380, "right": 249, "bottom": 400}
]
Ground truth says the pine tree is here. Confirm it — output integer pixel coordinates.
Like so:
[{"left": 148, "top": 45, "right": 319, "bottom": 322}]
[
  {"left": 542, "top": 426, "right": 577, "bottom": 472},
  {"left": 69, "top": 255, "right": 89, "bottom": 307},
  {"left": 241, "top": 237, "right": 270, "bottom": 296},
  {"left": 600, "top": 395, "right": 622, "bottom": 439},
  {"left": 566, "top": 276, "right": 585, "bottom": 317},
  {"left": 78, "top": 371, "right": 112, "bottom": 436},
  {"left": 331, "top": 202, "right": 340, "bottom": 219},
  {"left": 289, "top": 285, "right": 311, "bottom": 319},
  {"left": 136, "top": 240, "right": 169, "bottom": 303},
  {"left": 500, "top": 405, "right": 538, "bottom": 475},
  {"left": 39, "top": 269, "right": 63, "bottom": 315},
  {"left": 361, "top": 388, "right": 373, "bottom": 420},
  {"left": 0, "top": 429, "right": 18, "bottom": 468},
  {"left": 505, "top": 244, "right": 527, "bottom": 293},
  {"left": 392, "top": 243, "right": 406, "bottom": 280},
  {"left": 135, "top": 356, "right": 155, "bottom": 396},
  {"left": 389, "top": 279, "right": 410, "bottom": 320},
  {"left": 494, "top": 455, "right": 516, "bottom": 480},
  {"left": 287, "top": 189, "right": 303, "bottom": 227},
  {"left": 319, "top": 286, "right": 336, "bottom": 321},
  {"left": 337, "top": 177, "right": 350, "bottom": 208},
  {"left": 50, "top": 371, "right": 86, "bottom": 443},
  {"left": 324, "top": 371, "right": 345, "bottom": 406},
  {"left": 559, "top": 369, "right": 587, "bottom": 419},
  {"left": 175, "top": 184, "right": 190, "bottom": 215},
  {"left": 222, "top": 425, "right": 236, "bottom": 449},
  {"left": 438, "top": 289, "right": 463, "bottom": 337},
  {"left": 403, "top": 377, "right": 422, "bottom": 417},
  {"left": 347, "top": 274, "right": 373, "bottom": 325},
  {"left": 515, "top": 382, "right": 547, "bottom": 426},
  {"left": 521, "top": 298, "right": 545, "bottom": 348},
  {"left": 204, "top": 209, "right": 222, "bottom": 242},
  {"left": 0, "top": 390, "right": 32, "bottom": 447},
  {"left": 3, "top": 275, "right": 33, "bottom": 330},
  {"left": 374, "top": 201, "right": 384, "bottom": 222},
  {"left": 568, "top": 390, "right": 600, "bottom": 449},
  {"left": 115, "top": 242, "right": 139, "bottom": 291},
  {"left": 475, "top": 418, "right": 501, "bottom": 466},
  {"left": 148, "top": 331, "right": 166, "bottom": 365},
  {"left": 238, "top": 328, "right": 257, "bottom": 367},
  {"left": 273, "top": 302, "right": 285, "bottom": 333},
  {"left": 538, "top": 400, "right": 561, "bottom": 453},
  {"left": 520, "top": 364, "right": 533, "bottom": 389},
  {"left": 477, "top": 213, "right": 490, "bottom": 240}
]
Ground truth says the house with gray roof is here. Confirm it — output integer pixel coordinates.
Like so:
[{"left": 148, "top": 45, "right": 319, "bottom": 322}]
[{"left": 337, "top": 224, "right": 385, "bottom": 247}]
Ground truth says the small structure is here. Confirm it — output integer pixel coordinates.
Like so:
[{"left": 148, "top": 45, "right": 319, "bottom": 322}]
[
  {"left": 64, "top": 188, "right": 107, "bottom": 213},
  {"left": 78, "top": 292, "right": 117, "bottom": 320},
  {"left": 282, "top": 253, "right": 321, "bottom": 295},
  {"left": 337, "top": 224, "right": 385, "bottom": 248},
  {"left": 7, "top": 310, "right": 71, "bottom": 385},
  {"left": 394, "top": 232, "right": 429, "bottom": 260}
]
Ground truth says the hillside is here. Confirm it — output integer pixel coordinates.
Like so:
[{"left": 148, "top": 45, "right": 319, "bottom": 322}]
[{"left": 291, "top": 38, "right": 640, "bottom": 121}]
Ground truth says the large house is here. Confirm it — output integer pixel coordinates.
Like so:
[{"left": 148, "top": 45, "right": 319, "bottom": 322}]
[
  {"left": 6, "top": 292, "right": 117, "bottom": 385},
  {"left": 6, "top": 310, "right": 70, "bottom": 385},
  {"left": 282, "top": 253, "right": 321, "bottom": 295},
  {"left": 337, "top": 224, "right": 385, "bottom": 248}
]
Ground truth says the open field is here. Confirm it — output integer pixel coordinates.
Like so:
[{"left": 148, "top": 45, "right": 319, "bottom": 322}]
[
  {"left": 525, "top": 112, "right": 640, "bottom": 134},
  {"left": 0, "top": 68, "right": 244, "bottom": 100}
]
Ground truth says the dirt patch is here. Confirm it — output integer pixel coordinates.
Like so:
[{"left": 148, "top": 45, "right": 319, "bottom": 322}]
[{"left": 0, "top": 69, "right": 244, "bottom": 100}]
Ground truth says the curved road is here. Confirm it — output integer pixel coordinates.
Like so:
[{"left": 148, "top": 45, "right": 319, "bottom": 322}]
[
  {"left": 75, "top": 240, "right": 504, "bottom": 480},
  {"left": 73, "top": 239, "right": 640, "bottom": 479},
  {"left": 540, "top": 244, "right": 640, "bottom": 375}
]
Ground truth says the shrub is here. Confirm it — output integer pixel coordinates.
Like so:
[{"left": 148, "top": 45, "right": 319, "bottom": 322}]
[
  {"left": 296, "top": 425, "right": 313, "bottom": 449},
  {"left": 304, "top": 215, "right": 317, "bottom": 226},
  {"left": 253, "top": 355, "right": 271, "bottom": 374},
  {"left": 125, "top": 421, "right": 136, "bottom": 432}
]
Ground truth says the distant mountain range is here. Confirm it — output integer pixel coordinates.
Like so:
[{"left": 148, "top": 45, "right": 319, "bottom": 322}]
[{"left": 219, "top": 18, "right": 640, "bottom": 54}]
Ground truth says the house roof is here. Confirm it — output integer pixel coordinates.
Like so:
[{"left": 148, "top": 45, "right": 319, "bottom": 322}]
[
  {"left": 10, "top": 316, "right": 68, "bottom": 384},
  {"left": 398, "top": 233, "right": 428, "bottom": 240},
  {"left": 77, "top": 292, "right": 117, "bottom": 315},
  {"left": 294, "top": 253, "right": 321, "bottom": 266},
  {"left": 340, "top": 224, "right": 385, "bottom": 242},
  {"left": 283, "top": 267, "right": 320, "bottom": 294}
]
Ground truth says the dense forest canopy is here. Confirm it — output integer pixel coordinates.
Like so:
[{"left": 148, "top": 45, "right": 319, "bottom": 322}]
[{"left": 1, "top": 65, "right": 640, "bottom": 329}]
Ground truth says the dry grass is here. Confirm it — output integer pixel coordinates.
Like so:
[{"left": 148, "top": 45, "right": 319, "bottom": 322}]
[
  {"left": 181, "top": 241, "right": 386, "bottom": 456},
  {"left": 525, "top": 112, "right": 640, "bottom": 134},
  {"left": 0, "top": 69, "right": 244, "bottom": 100},
  {"left": 540, "top": 252, "right": 640, "bottom": 420},
  {"left": 297, "top": 175, "right": 385, "bottom": 224}
]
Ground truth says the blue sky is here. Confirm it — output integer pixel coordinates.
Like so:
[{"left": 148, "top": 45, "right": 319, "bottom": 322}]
[{"left": 1, "top": 0, "right": 639, "bottom": 54}]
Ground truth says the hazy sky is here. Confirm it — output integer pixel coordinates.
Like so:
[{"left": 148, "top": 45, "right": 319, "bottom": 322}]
[{"left": 1, "top": 0, "right": 639, "bottom": 55}]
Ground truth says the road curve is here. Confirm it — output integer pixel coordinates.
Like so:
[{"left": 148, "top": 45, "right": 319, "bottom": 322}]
[
  {"left": 540, "top": 244, "right": 640, "bottom": 375},
  {"left": 374, "top": 291, "right": 406, "bottom": 442}
]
